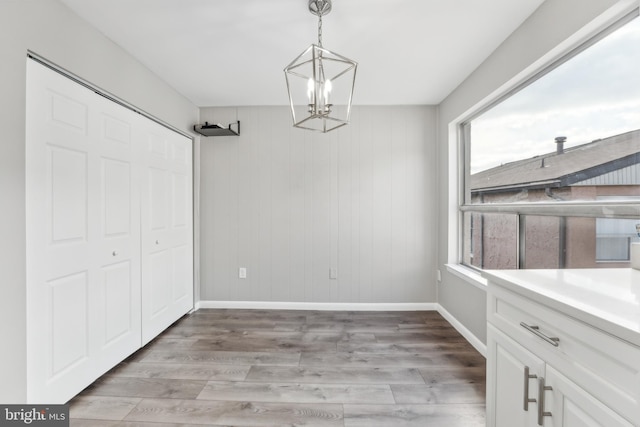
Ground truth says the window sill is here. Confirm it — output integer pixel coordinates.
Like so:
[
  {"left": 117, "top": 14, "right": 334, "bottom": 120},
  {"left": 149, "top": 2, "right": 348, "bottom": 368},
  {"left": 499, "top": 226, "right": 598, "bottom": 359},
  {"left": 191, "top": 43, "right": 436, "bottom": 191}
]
[{"left": 445, "top": 263, "right": 488, "bottom": 291}]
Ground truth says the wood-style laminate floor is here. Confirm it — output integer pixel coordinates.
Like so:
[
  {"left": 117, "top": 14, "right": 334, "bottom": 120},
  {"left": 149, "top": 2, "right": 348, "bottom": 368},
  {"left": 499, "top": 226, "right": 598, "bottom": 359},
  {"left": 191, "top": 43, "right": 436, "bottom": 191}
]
[{"left": 69, "top": 309, "right": 486, "bottom": 426}]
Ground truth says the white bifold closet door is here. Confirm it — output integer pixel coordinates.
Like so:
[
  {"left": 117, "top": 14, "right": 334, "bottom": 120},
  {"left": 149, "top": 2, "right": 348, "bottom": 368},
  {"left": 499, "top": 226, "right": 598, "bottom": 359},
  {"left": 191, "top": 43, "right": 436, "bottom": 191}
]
[
  {"left": 139, "top": 110, "right": 194, "bottom": 345},
  {"left": 25, "top": 59, "right": 193, "bottom": 403}
]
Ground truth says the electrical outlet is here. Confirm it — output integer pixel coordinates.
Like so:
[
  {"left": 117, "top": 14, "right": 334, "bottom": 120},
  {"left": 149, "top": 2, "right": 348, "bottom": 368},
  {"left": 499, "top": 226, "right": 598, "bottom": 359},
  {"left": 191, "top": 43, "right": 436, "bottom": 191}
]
[
  {"left": 239, "top": 267, "right": 247, "bottom": 279},
  {"left": 330, "top": 268, "right": 337, "bottom": 280},
  {"left": 437, "top": 269, "right": 442, "bottom": 282}
]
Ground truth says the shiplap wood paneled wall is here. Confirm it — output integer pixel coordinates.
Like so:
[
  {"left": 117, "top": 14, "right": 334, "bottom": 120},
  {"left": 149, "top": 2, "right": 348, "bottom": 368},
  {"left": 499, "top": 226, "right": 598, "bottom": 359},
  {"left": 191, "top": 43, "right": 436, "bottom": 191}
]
[{"left": 199, "top": 106, "right": 437, "bottom": 303}]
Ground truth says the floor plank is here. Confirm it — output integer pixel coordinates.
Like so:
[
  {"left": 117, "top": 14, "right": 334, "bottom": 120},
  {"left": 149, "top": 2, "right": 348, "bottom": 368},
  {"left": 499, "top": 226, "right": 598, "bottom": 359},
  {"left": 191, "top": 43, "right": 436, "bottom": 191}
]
[
  {"left": 391, "top": 382, "right": 486, "bottom": 404},
  {"left": 344, "top": 403, "right": 486, "bottom": 427},
  {"left": 69, "top": 396, "right": 141, "bottom": 421},
  {"left": 140, "top": 349, "right": 301, "bottom": 366},
  {"left": 124, "top": 398, "right": 344, "bottom": 426},
  {"left": 70, "top": 420, "right": 202, "bottom": 427},
  {"left": 245, "top": 365, "right": 426, "bottom": 384},
  {"left": 81, "top": 377, "right": 207, "bottom": 399},
  {"left": 189, "top": 332, "right": 341, "bottom": 353},
  {"left": 197, "top": 381, "right": 395, "bottom": 404},
  {"left": 336, "top": 340, "right": 477, "bottom": 353},
  {"left": 109, "top": 361, "right": 251, "bottom": 381},
  {"left": 393, "top": 366, "right": 486, "bottom": 404},
  {"left": 300, "top": 351, "right": 484, "bottom": 368}
]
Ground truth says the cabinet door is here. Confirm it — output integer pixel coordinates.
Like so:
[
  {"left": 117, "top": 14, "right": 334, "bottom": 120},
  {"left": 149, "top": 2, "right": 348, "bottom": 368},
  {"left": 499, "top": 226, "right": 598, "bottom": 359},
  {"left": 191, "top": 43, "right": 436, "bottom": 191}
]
[
  {"left": 140, "top": 120, "right": 193, "bottom": 344},
  {"left": 543, "top": 366, "right": 634, "bottom": 427},
  {"left": 487, "top": 324, "right": 544, "bottom": 427}
]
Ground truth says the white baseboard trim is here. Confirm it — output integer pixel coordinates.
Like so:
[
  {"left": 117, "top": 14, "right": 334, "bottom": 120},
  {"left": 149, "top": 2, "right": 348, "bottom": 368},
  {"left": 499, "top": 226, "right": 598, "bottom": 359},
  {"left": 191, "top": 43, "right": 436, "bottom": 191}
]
[
  {"left": 196, "top": 300, "right": 437, "bottom": 312},
  {"left": 436, "top": 304, "right": 487, "bottom": 357}
]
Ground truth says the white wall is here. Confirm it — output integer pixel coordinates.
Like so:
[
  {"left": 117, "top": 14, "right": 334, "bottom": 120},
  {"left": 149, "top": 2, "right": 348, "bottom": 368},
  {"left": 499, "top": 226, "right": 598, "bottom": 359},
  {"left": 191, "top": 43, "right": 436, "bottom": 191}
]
[
  {"left": 0, "top": 0, "right": 198, "bottom": 403},
  {"left": 436, "top": 0, "right": 624, "bottom": 345},
  {"left": 199, "top": 106, "right": 437, "bottom": 304}
]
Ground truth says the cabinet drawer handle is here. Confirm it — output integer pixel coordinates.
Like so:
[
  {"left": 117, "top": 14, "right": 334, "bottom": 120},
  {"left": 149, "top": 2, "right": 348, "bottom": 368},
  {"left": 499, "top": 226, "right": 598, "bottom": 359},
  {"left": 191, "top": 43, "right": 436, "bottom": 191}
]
[
  {"left": 537, "top": 376, "right": 553, "bottom": 425},
  {"left": 523, "top": 366, "right": 537, "bottom": 411},
  {"left": 520, "top": 322, "right": 560, "bottom": 347}
]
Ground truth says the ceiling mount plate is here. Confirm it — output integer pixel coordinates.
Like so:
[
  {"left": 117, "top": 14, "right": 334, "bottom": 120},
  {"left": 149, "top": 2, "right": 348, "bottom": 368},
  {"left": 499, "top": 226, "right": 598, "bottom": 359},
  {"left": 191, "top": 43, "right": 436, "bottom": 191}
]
[{"left": 308, "top": 0, "right": 332, "bottom": 17}]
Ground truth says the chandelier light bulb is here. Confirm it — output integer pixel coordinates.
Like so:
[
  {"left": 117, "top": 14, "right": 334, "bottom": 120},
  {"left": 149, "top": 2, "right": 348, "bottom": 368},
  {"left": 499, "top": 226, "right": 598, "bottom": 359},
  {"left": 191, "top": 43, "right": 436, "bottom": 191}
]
[
  {"left": 307, "top": 78, "right": 315, "bottom": 105},
  {"left": 323, "top": 79, "right": 332, "bottom": 106}
]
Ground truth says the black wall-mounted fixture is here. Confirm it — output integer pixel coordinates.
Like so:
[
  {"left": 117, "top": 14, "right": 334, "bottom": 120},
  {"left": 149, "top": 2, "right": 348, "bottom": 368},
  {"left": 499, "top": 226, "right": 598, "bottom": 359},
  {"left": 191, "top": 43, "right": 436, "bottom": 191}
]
[{"left": 193, "top": 121, "right": 240, "bottom": 137}]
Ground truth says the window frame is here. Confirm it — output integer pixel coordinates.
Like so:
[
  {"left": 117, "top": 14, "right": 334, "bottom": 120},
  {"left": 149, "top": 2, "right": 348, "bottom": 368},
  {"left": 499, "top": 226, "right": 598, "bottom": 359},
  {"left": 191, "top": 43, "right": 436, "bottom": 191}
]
[{"left": 453, "top": 7, "right": 640, "bottom": 275}]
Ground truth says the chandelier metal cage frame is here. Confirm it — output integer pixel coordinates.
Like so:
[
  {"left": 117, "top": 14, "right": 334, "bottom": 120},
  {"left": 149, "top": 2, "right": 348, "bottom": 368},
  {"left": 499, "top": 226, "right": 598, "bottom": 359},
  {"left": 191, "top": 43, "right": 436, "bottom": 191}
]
[{"left": 284, "top": 0, "right": 357, "bottom": 133}]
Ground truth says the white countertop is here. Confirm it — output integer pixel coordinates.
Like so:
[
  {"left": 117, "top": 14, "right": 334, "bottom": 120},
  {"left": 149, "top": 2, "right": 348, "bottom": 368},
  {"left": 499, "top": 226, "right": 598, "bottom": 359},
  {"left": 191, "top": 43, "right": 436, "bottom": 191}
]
[{"left": 482, "top": 268, "right": 640, "bottom": 347}]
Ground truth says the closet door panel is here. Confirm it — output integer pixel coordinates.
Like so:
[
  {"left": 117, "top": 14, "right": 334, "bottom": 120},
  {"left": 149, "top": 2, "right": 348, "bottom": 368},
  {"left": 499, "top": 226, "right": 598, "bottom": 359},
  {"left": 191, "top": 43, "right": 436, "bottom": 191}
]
[
  {"left": 49, "top": 91, "right": 88, "bottom": 134},
  {"left": 45, "top": 145, "right": 90, "bottom": 281},
  {"left": 172, "top": 244, "right": 190, "bottom": 302},
  {"left": 141, "top": 124, "right": 193, "bottom": 345},
  {"left": 27, "top": 61, "right": 96, "bottom": 402},
  {"left": 149, "top": 167, "right": 170, "bottom": 231},
  {"left": 103, "top": 159, "right": 131, "bottom": 236},
  {"left": 171, "top": 169, "right": 191, "bottom": 306},
  {"left": 101, "top": 261, "right": 133, "bottom": 344},
  {"left": 172, "top": 172, "right": 189, "bottom": 228},
  {"left": 49, "top": 146, "right": 88, "bottom": 243},
  {"left": 92, "top": 97, "right": 141, "bottom": 371},
  {"left": 149, "top": 249, "right": 172, "bottom": 316},
  {"left": 169, "top": 141, "right": 193, "bottom": 316},
  {"left": 49, "top": 272, "right": 89, "bottom": 376}
]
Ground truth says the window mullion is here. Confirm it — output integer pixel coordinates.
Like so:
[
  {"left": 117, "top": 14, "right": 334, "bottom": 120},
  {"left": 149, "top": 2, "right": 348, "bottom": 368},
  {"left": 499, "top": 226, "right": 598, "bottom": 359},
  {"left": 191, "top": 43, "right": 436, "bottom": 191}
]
[{"left": 460, "top": 202, "right": 640, "bottom": 219}]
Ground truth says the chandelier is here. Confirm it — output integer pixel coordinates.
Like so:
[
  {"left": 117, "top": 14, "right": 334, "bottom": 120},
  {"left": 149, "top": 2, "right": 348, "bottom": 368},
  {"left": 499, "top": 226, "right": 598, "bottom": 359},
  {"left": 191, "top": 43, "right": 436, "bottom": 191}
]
[{"left": 284, "top": 0, "right": 357, "bottom": 133}]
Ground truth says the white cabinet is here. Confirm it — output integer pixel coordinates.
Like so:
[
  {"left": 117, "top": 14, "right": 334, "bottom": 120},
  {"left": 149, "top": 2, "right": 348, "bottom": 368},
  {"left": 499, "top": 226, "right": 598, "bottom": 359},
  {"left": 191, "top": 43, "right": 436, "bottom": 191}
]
[
  {"left": 25, "top": 59, "right": 193, "bottom": 403},
  {"left": 485, "top": 270, "right": 640, "bottom": 427},
  {"left": 488, "top": 325, "right": 633, "bottom": 427}
]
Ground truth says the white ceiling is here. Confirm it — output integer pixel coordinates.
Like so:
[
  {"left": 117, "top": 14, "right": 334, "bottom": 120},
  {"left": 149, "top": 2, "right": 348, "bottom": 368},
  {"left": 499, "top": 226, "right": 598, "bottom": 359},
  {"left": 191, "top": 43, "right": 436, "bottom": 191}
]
[{"left": 60, "top": 0, "right": 545, "bottom": 107}]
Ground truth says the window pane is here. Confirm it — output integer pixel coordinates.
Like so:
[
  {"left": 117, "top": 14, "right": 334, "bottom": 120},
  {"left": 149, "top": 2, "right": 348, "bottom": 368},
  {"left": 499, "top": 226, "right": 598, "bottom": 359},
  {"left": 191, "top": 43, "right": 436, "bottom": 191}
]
[
  {"left": 463, "top": 213, "right": 640, "bottom": 270},
  {"left": 595, "top": 196, "right": 640, "bottom": 261},
  {"left": 468, "top": 17, "right": 640, "bottom": 205},
  {"left": 463, "top": 212, "right": 518, "bottom": 270},
  {"left": 523, "top": 215, "right": 603, "bottom": 268},
  {"left": 522, "top": 215, "right": 563, "bottom": 269}
]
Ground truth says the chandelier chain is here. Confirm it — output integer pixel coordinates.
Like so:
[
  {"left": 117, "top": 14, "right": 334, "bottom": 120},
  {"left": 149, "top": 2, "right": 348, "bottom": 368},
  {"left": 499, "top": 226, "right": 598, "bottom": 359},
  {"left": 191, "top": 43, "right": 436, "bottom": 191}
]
[{"left": 318, "top": 14, "right": 323, "bottom": 47}]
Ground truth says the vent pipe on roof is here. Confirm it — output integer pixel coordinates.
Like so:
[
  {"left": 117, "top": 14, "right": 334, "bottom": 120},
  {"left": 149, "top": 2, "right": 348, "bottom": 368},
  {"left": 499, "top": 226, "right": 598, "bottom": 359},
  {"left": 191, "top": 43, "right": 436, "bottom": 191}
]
[{"left": 555, "top": 136, "right": 566, "bottom": 154}]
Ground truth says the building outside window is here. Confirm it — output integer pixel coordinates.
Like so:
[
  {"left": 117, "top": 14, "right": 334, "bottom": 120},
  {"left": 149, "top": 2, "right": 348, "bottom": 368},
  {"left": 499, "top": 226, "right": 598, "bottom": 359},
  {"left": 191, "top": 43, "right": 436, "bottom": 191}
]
[
  {"left": 460, "top": 13, "right": 640, "bottom": 271},
  {"left": 595, "top": 196, "right": 640, "bottom": 261}
]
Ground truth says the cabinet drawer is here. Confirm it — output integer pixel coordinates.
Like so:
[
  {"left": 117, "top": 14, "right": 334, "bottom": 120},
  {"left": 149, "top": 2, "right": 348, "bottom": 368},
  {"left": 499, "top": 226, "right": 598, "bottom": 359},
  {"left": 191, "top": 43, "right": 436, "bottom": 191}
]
[{"left": 488, "top": 283, "right": 640, "bottom": 423}]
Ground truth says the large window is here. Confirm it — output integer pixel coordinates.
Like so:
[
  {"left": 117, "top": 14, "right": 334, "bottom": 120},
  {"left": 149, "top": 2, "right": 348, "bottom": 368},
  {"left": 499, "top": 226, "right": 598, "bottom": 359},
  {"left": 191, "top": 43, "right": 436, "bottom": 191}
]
[{"left": 460, "top": 12, "right": 640, "bottom": 271}]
